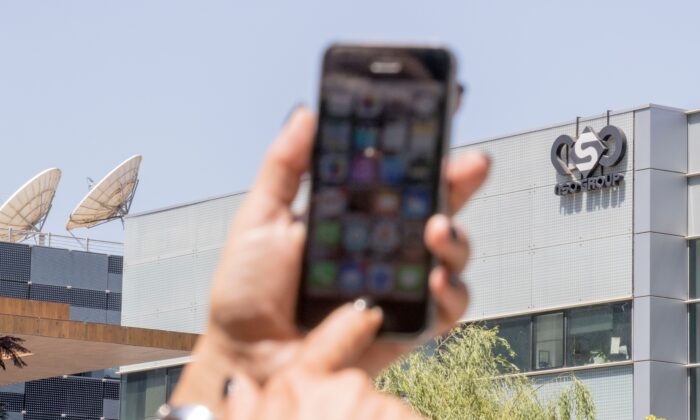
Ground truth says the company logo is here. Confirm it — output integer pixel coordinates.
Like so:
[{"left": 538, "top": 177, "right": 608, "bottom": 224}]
[{"left": 551, "top": 125, "right": 627, "bottom": 196}]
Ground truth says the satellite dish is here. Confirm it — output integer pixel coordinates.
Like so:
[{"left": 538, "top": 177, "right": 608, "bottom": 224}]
[
  {"left": 0, "top": 168, "right": 62, "bottom": 243},
  {"left": 66, "top": 155, "right": 142, "bottom": 231}
]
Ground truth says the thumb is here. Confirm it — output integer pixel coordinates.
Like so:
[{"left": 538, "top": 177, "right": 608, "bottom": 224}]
[
  {"left": 225, "top": 372, "right": 262, "bottom": 420},
  {"left": 297, "top": 299, "right": 383, "bottom": 374}
]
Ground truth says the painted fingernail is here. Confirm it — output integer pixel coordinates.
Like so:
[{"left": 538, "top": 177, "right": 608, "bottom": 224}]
[
  {"left": 449, "top": 274, "right": 462, "bottom": 287},
  {"left": 449, "top": 225, "right": 460, "bottom": 243},
  {"left": 223, "top": 377, "right": 235, "bottom": 398}
]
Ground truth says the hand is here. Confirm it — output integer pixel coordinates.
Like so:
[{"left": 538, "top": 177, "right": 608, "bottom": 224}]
[
  {"left": 225, "top": 303, "right": 423, "bottom": 420},
  {"left": 170, "top": 107, "right": 490, "bottom": 415}
]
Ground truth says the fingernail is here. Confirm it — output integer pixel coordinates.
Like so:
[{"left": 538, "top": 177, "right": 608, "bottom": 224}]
[
  {"left": 223, "top": 377, "right": 235, "bottom": 398},
  {"left": 449, "top": 225, "right": 460, "bottom": 243},
  {"left": 282, "top": 102, "right": 305, "bottom": 126},
  {"left": 449, "top": 274, "right": 462, "bottom": 287},
  {"left": 353, "top": 298, "right": 369, "bottom": 312}
]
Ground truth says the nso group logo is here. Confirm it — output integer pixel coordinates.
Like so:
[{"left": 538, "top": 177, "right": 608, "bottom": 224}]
[{"left": 550, "top": 125, "right": 627, "bottom": 196}]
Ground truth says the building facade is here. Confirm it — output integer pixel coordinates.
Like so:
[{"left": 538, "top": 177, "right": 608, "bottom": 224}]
[
  {"left": 0, "top": 241, "right": 123, "bottom": 420},
  {"left": 121, "top": 104, "right": 700, "bottom": 419}
]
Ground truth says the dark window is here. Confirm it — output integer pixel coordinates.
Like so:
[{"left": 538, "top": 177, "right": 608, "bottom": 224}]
[
  {"left": 166, "top": 366, "right": 184, "bottom": 401},
  {"left": 691, "top": 304, "right": 700, "bottom": 363},
  {"left": 533, "top": 313, "right": 564, "bottom": 369},
  {"left": 488, "top": 317, "right": 531, "bottom": 372},
  {"left": 692, "top": 368, "right": 700, "bottom": 420},
  {"left": 566, "top": 302, "right": 631, "bottom": 366},
  {"left": 692, "top": 240, "right": 700, "bottom": 299}
]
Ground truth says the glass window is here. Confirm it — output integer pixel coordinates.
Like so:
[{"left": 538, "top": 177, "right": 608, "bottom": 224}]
[
  {"left": 533, "top": 313, "right": 564, "bottom": 369},
  {"left": 692, "top": 368, "right": 700, "bottom": 420},
  {"left": 166, "top": 366, "right": 184, "bottom": 401},
  {"left": 120, "top": 368, "right": 166, "bottom": 420},
  {"left": 489, "top": 317, "right": 531, "bottom": 372},
  {"left": 691, "top": 304, "right": 700, "bottom": 363},
  {"left": 566, "top": 302, "right": 631, "bottom": 366},
  {"left": 692, "top": 240, "right": 700, "bottom": 298}
]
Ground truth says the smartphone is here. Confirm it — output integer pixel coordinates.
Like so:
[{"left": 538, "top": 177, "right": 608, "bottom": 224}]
[{"left": 297, "top": 44, "right": 457, "bottom": 338}]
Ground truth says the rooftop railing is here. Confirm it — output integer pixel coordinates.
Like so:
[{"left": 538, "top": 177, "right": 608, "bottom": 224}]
[{"left": 0, "top": 227, "right": 123, "bottom": 256}]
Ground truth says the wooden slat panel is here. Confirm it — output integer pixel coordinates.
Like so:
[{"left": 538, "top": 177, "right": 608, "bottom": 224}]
[{"left": 0, "top": 297, "right": 70, "bottom": 320}]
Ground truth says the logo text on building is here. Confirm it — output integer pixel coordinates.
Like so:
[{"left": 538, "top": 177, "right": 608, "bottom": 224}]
[{"left": 550, "top": 125, "right": 627, "bottom": 196}]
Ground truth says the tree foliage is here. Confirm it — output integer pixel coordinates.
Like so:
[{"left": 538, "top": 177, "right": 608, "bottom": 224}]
[
  {"left": 0, "top": 336, "right": 29, "bottom": 370},
  {"left": 376, "top": 325, "right": 596, "bottom": 420}
]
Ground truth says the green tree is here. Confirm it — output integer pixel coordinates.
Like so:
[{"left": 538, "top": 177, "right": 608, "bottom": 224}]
[
  {"left": 376, "top": 325, "right": 595, "bottom": 420},
  {"left": 0, "top": 336, "right": 29, "bottom": 370}
]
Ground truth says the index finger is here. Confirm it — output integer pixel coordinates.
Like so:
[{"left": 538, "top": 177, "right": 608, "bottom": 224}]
[
  {"left": 297, "top": 301, "right": 383, "bottom": 374},
  {"left": 446, "top": 152, "right": 490, "bottom": 214}
]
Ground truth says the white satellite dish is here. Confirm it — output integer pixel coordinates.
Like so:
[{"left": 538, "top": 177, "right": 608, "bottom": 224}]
[
  {"left": 0, "top": 168, "right": 62, "bottom": 243},
  {"left": 66, "top": 155, "right": 142, "bottom": 231}
]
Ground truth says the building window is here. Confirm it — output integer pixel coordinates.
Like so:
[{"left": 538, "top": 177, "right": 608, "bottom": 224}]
[
  {"left": 691, "top": 240, "right": 700, "bottom": 299},
  {"left": 566, "top": 302, "right": 631, "bottom": 366},
  {"left": 533, "top": 313, "right": 564, "bottom": 369},
  {"left": 120, "top": 368, "right": 166, "bottom": 420},
  {"left": 691, "top": 304, "right": 700, "bottom": 363},
  {"left": 692, "top": 368, "right": 700, "bottom": 420},
  {"left": 488, "top": 317, "right": 531, "bottom": 372}
]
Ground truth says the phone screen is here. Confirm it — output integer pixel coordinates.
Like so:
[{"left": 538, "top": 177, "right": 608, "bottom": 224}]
[{"left": 297, "top": 45, "right": 454, "bottom": 335}]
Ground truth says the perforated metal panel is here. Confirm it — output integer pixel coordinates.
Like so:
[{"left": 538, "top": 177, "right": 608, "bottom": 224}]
[
  {"left": 456, "top": 112, "right": 635, "bottom": 320},
  {"left": 122, "top": 193, "right": 246, "bottom": 333},
  {"left": 0, "top": 279, "right": 29, "bottom": 299},
  {"left": 533, "top": 365, "right": 633, "bottom": 420},
  {"left": 24, "top": 376, "right": 105, "bottom": 418},
  {"left": 0, "top": 242, "right": 31, "bottom": 282}
]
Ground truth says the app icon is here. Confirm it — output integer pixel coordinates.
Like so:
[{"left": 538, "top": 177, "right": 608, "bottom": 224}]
[
  {"left": 370, "top": 220, "right": 400, "bottom": 253},
  {"left": 319, "top": 154, "right": 348, "bottom": 184},
  {"left": 315, "top": 221, "right": 341, "bottom": 248},
  {"left": 326, "top": 90, "right": 354, "bottom": 117},
  {"left": 350, "top": 157, "right": 377, "bottom": 184},
  {"left": 413, "top": 92, "right": 438, "bottom": 116},
  {"left": 397, "top": 265, "right": 425, "bottom": 292},
  {"left": 406, "top": 156, "right": 432, "bottom": 182},
  {"left": 368, "top": 263, "right": 394, "bottom": 294},
  {"left": 373, "top": 190, "right": 400, "bottom": 216},
  {"left": 338, "top": 263, "right": 364, "bottom": 294},
  {"left": 380, "top": 156, "right": 404, "bottom": 184},
  {"left": 321, "top": 121, "right": 351, "bottom": 151},
  {"left": 343, "top": 217, "right": 369, "bottom": 252},
  {"left": 401, "top": 221, "right": 426, "bottom": 260},
  {"left": 356, "top": 94, "right": 382, "bottom": 118},
  {"left": 353, "top": 126, "right": 378, "bottom": 150},
  {"left": 382, "top": 121, "right": 407, "bottom": 152},
  {"left": 309, "top": 261, "right": 337, "bottom": 289},
  {"left": 347, "top": 189, "right": 373, "bottom": 213},
  {"left": 402, "top": 189, "right": 431, "bottom": 218},
  {"left": 315, "top": 188, "right": 347, "bottom": 218},
  {"left": 410, "top": 119, "right": 437, "bottom": 156}
]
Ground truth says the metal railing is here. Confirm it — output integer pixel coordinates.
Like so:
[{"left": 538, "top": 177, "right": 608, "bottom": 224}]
[{"left": 0, "top": 227, "right": 123, "bottom": 255}]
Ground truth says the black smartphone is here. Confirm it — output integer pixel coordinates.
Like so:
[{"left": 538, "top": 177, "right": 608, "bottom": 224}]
[{"left": 297, "top": 44, "right": 457, "bottom": 338}]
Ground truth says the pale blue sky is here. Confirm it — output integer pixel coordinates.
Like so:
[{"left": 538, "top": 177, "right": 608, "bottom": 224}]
[{"left": 1, "top": 0, "right": 699, "bottom": 242}]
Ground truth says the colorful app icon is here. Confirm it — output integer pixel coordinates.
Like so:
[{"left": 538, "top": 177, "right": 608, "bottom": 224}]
[
  {"left": 397, "top": 265, "right": 425, "bottom": 292},
  {"left": 382, "top": 121, "right": 407, "bottom": 152},
  {"left": 350, "top": 156, "right": 377, "bottom": 184},
  {"left": 343, "top": 217, "right": 369, "bottom": 252},
  {"left": 402, "top": 189, "right": 431, "bottom": 218},
  {"left": 413, "top": 92, "right": 438, "bottom": 116},
  {"left": 380, "top": 156, "right": 404, "bottom": 184},
  {"left": 338, "top": 263, "right": 364, "bottom": 294},
  {"left": 321, "top": 121, "right": 351, "bottom": 151},
  {"left": 356, "top": 94, "right": 382, "bottom": 118},
  {"left": 326, "top": 90, "right": 353, "bottom": 117},
  {"left": 401, "top": 221, "right": 426, "bottom": 260},
  {"left": 368, "top": 263, "right": 394, "bottom": 294},
  {"left": 353, "top": 126, "right": 378, "bottom": 150},
  {"left": 315, "top": 188, "right": 347, "bottom": 218},
  {"left": 406, "top": 156, "right": 432, "bottom": 181},
  {"left": 410, "top": 119, "right": 437, "bottom": 156},
  {"left": 309, "top": 261, "right": 337, "bottom": 289},
  {"left": 319, "top": 154, "right": 348, "bottom": 184},
  {"left": 370, "top": 220, "right": 400, "bottom": 253},
  {"left": 315, "top": 221, "right": 341, "bottom": 248},
  {"left": 373, "top": 190, "right": 400, "bottom": 216}
]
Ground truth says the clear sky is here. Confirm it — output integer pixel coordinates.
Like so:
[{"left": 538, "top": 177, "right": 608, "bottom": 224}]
[{"left": 1, "top": 0, "right": 699, "bottom": 242}]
